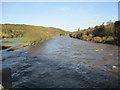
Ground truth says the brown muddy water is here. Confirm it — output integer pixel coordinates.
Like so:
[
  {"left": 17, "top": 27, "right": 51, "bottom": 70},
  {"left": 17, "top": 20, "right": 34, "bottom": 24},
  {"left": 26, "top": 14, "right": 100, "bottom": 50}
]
[{"left": 2, "top": 36, "right": 120, "bottom": 88}]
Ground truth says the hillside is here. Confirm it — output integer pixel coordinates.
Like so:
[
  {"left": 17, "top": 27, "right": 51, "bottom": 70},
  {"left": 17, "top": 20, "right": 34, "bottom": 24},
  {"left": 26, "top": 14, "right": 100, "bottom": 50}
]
[
  {"left": 1, "top": 24, "right": 69, "bottom": 44},
  {"left": 69, "top": 21, "right": 120, "bottom": 46}
]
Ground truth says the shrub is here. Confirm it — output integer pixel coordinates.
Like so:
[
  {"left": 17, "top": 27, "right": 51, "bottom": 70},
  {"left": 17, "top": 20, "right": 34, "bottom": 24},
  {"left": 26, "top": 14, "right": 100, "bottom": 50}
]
[
  {"left": 106, "top": 36, "right": 114, "bottom": 41},
  {"left": 92, "top": 36, "right": 103, "bottom": 43},
  {"left": 81, "top": 35, "right": 88, "bottom": 40},
  {"left": 102, "top": 37, "right": 107, "bottom": 42}
]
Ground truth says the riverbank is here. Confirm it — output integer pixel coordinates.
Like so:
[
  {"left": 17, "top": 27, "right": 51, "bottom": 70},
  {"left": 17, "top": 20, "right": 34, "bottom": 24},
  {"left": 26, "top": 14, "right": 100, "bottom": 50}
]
[
  {"left": 69, "top": 21, "right": 120, "bottom": 46},
  {"left": 2, "top": 24, "right": 69, "bottom": 43},
  {"left": 70, "top": 35, "right": 117, "bottom": 45},
  {"left": 1, "top": 38, "right": 30, "bottom": 51}
]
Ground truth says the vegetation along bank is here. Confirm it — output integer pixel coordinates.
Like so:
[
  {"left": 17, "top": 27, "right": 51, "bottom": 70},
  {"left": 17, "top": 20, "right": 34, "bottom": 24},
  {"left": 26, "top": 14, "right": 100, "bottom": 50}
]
[{"left": 69, "top": 21, "right": 120, "bottom": 46}]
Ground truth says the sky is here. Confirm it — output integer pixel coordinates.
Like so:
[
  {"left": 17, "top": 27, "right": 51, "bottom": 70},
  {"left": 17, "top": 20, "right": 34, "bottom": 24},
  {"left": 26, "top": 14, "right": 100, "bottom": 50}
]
[{"left": 2, "top": 2, "right": 118, "bottom": 31}]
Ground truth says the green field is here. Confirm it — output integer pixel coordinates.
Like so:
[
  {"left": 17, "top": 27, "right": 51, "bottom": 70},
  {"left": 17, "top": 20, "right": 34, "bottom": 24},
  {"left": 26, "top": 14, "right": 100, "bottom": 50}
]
[{"left": 2, "top": 38, "right": 31, "bottom": 43}]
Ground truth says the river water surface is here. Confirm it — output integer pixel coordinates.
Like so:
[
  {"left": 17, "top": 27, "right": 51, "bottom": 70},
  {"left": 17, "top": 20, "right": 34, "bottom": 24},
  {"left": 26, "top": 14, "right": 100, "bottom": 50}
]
[{"left": 2, "top": 36, "right": 119, "bottom": 88}]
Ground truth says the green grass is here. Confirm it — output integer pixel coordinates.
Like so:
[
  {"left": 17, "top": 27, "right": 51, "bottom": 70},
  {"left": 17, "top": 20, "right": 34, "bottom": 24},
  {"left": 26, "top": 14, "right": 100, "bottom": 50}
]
[{"left": 2, "top": 38, "right": 31, "bottom": 43}]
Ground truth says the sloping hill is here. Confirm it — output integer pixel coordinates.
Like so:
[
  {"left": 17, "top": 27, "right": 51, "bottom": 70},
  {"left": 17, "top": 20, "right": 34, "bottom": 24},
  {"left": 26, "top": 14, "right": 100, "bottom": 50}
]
[{"left": 1, "top": 24, "right": 69, "bottom": 44}]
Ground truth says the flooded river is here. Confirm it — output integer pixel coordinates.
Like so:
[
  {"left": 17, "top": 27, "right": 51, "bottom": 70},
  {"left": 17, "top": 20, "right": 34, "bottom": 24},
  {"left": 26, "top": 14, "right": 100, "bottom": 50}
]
[{"left": 2, "top": 36, "right": 119, "bottom": 88}]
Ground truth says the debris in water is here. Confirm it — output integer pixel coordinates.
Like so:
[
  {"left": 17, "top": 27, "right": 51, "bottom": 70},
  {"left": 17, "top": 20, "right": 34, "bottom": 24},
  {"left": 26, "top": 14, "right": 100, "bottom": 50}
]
[
  {"left": 112, "top": 65, "right": 117, "bottom": 69},
  {"left": 108, "top": 53, "right": 113, "bottom": 55},
  {"left": 95, "top": 49, "right": 99, "bottom": 51},
  {"left": 95, "top": 49, "right": 103, "bottom": 51}
]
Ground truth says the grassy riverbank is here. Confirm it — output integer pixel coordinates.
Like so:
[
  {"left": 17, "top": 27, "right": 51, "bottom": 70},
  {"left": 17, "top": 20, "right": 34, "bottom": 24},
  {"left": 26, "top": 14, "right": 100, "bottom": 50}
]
[
  {"left": 69, "top": 21, "right": 120, "bottom": 46},
  {"left": 1, "top": 24, "right": 69, "bottom": 45},
  {"left": 2, "top": 38, "right": 31, "bottom": 43},
  {"left": 2, "top": 43, "right": 30, "bottom": 51}
]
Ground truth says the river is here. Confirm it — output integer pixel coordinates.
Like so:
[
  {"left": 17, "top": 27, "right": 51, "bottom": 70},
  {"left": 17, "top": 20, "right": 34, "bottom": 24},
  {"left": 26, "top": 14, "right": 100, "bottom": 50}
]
[{"left": 2, "top": 36, "right": 119, "bottom": 88}]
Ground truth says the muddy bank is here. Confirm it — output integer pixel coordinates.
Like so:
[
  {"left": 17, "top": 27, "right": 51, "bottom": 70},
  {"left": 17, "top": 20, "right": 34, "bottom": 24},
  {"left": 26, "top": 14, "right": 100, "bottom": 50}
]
[{"left": 2, "top": 36, "right": 119, "bottom": 88}]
